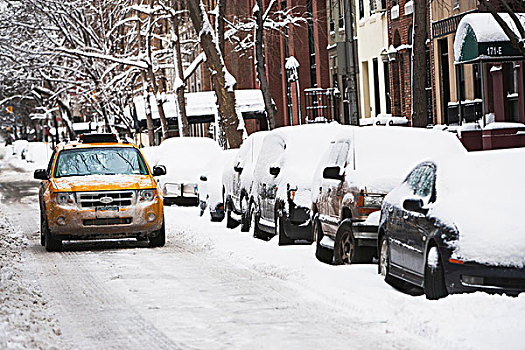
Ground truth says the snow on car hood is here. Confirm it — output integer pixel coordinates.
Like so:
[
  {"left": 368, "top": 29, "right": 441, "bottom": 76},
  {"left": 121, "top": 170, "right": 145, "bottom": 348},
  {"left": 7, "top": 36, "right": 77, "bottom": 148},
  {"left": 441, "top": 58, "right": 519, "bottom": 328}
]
[
  {"left": 52, "top": 174, "right": 156, "bottom": 192},
  {"left": 425, "top": 149, "right": 525, "bottom": 268}
]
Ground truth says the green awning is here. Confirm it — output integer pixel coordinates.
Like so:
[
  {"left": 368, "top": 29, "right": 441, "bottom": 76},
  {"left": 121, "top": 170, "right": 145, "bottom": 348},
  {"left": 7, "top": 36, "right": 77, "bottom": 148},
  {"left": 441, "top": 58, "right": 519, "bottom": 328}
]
[{"left": 454, "top": 13, "right": 525, "bottom": 64}]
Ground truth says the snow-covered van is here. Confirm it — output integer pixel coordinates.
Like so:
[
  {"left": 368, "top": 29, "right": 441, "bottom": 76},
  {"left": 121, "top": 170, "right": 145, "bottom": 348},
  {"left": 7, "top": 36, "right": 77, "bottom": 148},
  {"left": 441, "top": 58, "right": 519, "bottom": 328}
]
[{"left": 34, "top": 134, "right": 166, "bottom": 251}]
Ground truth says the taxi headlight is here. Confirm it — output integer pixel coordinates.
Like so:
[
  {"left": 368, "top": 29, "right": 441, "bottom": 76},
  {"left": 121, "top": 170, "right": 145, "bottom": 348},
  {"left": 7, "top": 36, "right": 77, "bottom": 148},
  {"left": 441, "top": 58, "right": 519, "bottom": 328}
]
[
  {"left": 55, "top": 192, "right": 75, "bottom": 205},
  {"left": 139, "top": 189, "right": 156, "bottom": 202}
]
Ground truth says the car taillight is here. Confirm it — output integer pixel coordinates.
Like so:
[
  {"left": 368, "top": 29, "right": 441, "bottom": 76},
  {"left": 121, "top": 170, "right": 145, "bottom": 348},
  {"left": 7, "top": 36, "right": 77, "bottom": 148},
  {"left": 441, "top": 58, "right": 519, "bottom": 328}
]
[
  {"left": 357, "top": 191, "right": 384, "bottom": 215},
  {"left": 290, "top": 190, "right": 296, "bottom": 201}
]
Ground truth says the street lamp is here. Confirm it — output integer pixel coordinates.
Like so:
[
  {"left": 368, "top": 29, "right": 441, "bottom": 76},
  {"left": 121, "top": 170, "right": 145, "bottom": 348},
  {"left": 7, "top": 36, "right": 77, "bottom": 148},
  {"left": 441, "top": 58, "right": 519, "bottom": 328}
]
[{"left": 285, "top": 56, "right": 302, "bottom": 125}]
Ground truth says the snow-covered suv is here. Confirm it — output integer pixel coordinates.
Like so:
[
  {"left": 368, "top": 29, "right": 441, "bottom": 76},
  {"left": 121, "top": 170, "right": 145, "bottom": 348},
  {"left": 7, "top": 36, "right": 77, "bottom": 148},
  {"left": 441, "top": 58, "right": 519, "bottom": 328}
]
[
  {"left": 312, "top": 127, "right": 466, "bottom": 264},
  {"left": 223, "top": 131, "right": 268, "bottom": 231},
  {"left": 251, "top": 124, "right": 341, "bottom": 245}
]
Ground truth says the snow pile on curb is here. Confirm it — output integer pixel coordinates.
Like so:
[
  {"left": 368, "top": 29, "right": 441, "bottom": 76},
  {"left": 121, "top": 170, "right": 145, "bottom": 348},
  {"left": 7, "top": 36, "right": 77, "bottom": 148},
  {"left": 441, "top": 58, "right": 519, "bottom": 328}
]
[{"left": 0, "top": 209, "right": 66, "bottom": 349}]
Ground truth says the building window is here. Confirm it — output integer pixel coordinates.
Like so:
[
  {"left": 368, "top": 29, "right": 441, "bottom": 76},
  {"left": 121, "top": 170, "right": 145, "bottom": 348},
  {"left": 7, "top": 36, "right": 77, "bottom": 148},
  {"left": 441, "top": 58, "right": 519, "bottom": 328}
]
[
  {"left": 329, "top": 0, "right": 335, "bottom": 32},
  {"left": 338, "top": 0, "right": 345, "bottom": 29},
  {"left": 408, "top": 25, "right": 413, "bottom": 45},
  {"left": 359, "top": 0, "right": 364, "bottom": 19},
  {"left": 307, "top": 0, "right": 317, "bottom": 87},
  {"left": 369, "top": 0, "right": 376, "bottom": 15}
]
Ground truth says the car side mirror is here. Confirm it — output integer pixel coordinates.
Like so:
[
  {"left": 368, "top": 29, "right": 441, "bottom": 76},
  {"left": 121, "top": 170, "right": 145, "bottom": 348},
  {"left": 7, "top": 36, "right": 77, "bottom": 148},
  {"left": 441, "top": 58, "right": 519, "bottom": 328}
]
[
  {"left": 403, "top": 198, "right": 428, "bottom": 215},
  {"left": 269, "top": 166, "right": 280, "bottom": 176},
  {"left": 200, "top": 175, "right": 208, "bottom": 182},
  {"left": 152, "top": 165, "right": 167, "bottom": 176},
  {"left": 34, "top": 169, "right": 48, "bottom": 180},
  {"left": 323, "top": 166, "right": 344, "bottom": 181},
  {"left": 234, "top": 165, "right": 243, "bottom": 174}
]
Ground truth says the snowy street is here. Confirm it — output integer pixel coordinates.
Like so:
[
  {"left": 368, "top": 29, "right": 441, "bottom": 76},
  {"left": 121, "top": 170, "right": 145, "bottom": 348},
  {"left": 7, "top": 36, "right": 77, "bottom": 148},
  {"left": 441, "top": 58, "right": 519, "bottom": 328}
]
[{"left": 0, "top": 158, "right": 524, "bottom": 349}]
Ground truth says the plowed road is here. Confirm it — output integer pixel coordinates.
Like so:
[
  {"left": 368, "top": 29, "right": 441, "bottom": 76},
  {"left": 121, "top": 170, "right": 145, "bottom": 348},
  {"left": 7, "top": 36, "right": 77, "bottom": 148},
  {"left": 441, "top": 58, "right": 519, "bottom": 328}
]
[{"left": 0, "top": 169, "right": 429, "bottom": 349}]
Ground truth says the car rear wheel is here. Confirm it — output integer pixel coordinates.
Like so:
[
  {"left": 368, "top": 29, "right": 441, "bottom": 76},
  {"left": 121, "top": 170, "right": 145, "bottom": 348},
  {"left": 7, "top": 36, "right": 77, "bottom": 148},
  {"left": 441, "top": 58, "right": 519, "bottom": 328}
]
[
  {"left": 253, "top": 212, "right": 270, "bottom": 241},
  {"left": 277, "top": 214, "right": 294, "bottom": 246},
  {"left": 148, "top": 219, "right": 166, "bottom": 247},
  {"left": 424, "top": 246, "right": 448, "bottom": 300},
  {"left": 240, "top": 197, "right": 251, "bottom": 232},
  {"left": 314, "top": 216, "right": 333, "bottom": 264}
]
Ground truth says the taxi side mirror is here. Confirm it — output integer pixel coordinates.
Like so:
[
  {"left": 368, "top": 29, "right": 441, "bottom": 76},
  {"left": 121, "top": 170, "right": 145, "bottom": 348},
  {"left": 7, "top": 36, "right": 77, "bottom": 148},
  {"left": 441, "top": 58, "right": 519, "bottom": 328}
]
[
  {"left": 152, "top": 165, "right": 167, "bottom": 176},
  {"left": 34, "top": 169, "right": 48, "bottom": 180}
]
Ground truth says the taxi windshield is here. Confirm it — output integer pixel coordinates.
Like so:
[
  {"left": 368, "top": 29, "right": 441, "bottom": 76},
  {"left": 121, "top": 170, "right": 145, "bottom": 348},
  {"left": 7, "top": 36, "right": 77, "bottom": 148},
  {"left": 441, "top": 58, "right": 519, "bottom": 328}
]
[{"left": 53, "top": 147, "right": 149, "bottom": 178}]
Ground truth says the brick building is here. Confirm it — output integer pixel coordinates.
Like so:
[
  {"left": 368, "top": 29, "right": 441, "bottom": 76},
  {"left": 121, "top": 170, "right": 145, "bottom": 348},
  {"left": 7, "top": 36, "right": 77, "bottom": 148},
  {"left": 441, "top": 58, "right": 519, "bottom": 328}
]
[
  {"left": 201, "top": 0, "right": 330, "bottom": 131},
  {"left": 386, "top": 0, "right": 433, "bottom": 125}
]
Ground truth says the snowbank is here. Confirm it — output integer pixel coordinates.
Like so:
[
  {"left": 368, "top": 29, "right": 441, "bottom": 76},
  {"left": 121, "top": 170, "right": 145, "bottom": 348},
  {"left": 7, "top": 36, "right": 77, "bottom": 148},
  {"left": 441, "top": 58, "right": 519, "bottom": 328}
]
[{"left": 0, "top": 208, "right": 65, "bottom": 349}]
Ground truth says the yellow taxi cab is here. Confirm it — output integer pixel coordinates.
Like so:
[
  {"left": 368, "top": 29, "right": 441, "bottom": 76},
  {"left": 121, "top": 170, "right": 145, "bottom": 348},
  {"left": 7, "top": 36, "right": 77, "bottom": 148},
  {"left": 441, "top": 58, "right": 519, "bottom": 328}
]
[{"left": 34, "top": 134, "right": 166, "bottom": 251}]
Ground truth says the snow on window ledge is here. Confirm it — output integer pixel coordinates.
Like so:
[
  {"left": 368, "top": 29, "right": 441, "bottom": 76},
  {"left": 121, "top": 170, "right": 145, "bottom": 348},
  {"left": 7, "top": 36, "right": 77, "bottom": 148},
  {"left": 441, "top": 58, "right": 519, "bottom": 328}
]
[
  {"left": 391, "top": 5, "right": 399, "bottom": 20},
  {"left": 405, "top": 1, "right": 413, "bottom": 16}
]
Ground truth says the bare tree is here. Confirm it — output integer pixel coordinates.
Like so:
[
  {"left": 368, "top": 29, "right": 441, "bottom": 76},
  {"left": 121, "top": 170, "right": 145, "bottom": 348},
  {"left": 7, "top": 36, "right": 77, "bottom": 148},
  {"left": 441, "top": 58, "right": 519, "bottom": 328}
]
[{"left": 187, "top": 0, "right": 243, "bottom": 149}]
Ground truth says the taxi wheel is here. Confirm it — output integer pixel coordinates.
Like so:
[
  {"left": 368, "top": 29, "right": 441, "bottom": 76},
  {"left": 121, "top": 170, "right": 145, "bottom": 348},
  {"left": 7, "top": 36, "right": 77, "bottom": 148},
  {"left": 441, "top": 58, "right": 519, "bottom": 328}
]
[
  {"left": 149, "top": 219, "right": 166, "bottom": 247},
  {"left": 45, "top": 232, "right": 62, "bottom": 252},
  {"left": 40, "top": 212, "right": 48, "bottom": 246}
]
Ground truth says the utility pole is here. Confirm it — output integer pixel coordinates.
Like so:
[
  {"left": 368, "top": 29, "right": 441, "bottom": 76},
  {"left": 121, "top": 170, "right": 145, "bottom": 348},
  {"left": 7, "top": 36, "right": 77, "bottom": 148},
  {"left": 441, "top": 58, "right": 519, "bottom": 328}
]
[
  {"left": 411, "top": 0, "right": 429, "bottom": 127},
  {"left": 343, "top": 0, "right": 360, "bottom": 125}
]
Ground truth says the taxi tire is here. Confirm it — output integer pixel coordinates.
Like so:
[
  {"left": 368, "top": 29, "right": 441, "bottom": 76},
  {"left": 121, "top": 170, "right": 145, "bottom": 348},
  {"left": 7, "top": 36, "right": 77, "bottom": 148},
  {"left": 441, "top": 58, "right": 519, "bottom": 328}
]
[
  {"left": 148, "top": 219, "right": 166, "bottom": 247},
  {"left": 45, "top": 232, "right": 62, "bottom": 252},
  {"left": 40, "top": 212, "right": 48, "bottom": 246}
]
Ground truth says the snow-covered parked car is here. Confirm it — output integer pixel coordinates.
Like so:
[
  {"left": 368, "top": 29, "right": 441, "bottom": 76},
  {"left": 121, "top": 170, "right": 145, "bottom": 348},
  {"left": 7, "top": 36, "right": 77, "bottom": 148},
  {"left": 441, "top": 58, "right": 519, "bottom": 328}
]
[
  {"left": 223, "top": 131, "right": 269, "bottom": 230},
  {"left": 152, "top": 137, "right": 222, "bottom": 206},
  {"left": 198, "top": 149, "right": 238, "bottom": 221},
  {"left": 378, "top": 148, "right": 525, "bottom": 299},
  {"left": 251, "top": 123, "right": 342, "bottom": 245},
  {"left": 313, "top": 127, "right": 466, "bottom": 265}
]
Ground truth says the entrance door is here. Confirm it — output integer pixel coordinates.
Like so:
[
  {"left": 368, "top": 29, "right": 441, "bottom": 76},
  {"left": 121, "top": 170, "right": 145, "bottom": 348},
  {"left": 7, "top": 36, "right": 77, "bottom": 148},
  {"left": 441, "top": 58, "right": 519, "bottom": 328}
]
[{"left": 439, "top": 38, "right": 450, "bottom": 125}]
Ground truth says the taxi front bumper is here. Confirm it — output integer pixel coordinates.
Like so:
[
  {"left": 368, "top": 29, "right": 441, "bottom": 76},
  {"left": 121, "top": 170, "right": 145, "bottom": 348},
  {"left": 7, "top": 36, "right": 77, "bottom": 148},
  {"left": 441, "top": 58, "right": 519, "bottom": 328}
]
[{"left": 47, "top": 199, "right": 163, "bottom": 240}]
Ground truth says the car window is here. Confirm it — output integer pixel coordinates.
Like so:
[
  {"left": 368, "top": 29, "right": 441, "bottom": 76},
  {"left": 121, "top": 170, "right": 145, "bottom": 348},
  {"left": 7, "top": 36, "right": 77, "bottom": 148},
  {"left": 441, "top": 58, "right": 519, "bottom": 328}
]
[
  {"left": 406, "top": 166, "right": 425, "bottom": 193},
  {"left": 416, "top": 166, "right": 435, "bottom": 199},
  {"left": 53, "top": 147, "right": 149, "bottom": 178},
  {"left": 326, "top": 141, "right": 350, "bottom": 168}
]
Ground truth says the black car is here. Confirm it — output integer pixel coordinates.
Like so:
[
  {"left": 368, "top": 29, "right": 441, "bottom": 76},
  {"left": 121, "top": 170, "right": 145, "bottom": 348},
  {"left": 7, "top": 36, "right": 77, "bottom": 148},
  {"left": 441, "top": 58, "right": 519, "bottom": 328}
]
[{"left": 378, "top": 152, "right": 525, "bottom": 299}]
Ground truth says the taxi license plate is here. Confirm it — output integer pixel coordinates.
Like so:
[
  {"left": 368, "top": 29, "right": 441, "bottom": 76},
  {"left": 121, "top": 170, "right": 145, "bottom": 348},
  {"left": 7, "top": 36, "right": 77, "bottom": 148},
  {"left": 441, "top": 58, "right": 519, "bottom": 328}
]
[{"left": 95, "top": 206, "right": 119, "bottom": 218}]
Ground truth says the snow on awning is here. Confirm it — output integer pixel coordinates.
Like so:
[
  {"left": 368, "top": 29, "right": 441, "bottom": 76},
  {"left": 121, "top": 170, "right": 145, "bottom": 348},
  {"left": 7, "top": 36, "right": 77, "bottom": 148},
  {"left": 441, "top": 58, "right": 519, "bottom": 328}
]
[
  {"left": 454, "top": 13, "right": 525, "bottom": 64},
  {"left": 133, "top": 89, "right": 266, "bottom": 123}
]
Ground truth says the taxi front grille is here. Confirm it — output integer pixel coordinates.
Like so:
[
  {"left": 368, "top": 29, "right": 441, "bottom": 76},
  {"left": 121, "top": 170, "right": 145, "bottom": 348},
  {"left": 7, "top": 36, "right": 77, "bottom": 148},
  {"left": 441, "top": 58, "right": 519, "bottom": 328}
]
[
  {"left": 83, "top": 218, "right": 132, "bottom": 226},
  {"left": 78, "top": 191, "right": 135, "bottom": 208}
]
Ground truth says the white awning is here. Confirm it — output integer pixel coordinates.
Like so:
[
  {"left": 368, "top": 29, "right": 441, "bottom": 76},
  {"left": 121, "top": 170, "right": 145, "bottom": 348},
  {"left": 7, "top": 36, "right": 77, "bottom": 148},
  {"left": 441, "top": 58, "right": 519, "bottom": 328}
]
[{"left": 133, "top": 89, "right": 266, "bottom": 121}]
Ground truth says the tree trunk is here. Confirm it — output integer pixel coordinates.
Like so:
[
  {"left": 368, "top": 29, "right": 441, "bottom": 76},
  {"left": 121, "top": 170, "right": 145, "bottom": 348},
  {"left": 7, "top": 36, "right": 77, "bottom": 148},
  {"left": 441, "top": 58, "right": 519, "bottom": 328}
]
[
  {"left": 147, "top": 68, "right": 170, "bottom": 140},
  {"left": 147, "top": 0, "right": 170, "bottom": 141},
  {"left": 254, "top": 0, "right": 275, "bottom": 130},
  {"left": 188, "top": 0, "right": 243, "bottom": 149},
  {"left": 411, "top": 0, "right": 428, "bottom": 128},
  {"left": 172, "top": 15, "right": 190, "bottom": 137}
]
